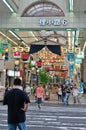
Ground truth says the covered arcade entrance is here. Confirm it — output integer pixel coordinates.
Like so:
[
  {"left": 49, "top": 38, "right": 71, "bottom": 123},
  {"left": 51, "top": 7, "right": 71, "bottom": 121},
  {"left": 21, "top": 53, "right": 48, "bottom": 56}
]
[{"left": 0, "top": 0, "right": 86, "bottom": 102}]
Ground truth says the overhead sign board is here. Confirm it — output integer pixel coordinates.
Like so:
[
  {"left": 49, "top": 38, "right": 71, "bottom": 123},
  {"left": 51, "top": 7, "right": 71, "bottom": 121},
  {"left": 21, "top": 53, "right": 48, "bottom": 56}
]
[{"left": 39, "top": 18, "right": 68, "bottom": 26}]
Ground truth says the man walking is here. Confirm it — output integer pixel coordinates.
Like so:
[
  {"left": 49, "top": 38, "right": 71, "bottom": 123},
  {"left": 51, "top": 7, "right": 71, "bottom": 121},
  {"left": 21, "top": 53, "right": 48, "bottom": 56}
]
[
  {"left": 36, "top": 84, "right": 45, "bottom": 109},
  {"left": 3, "top": 78, "right": 30, "bottom": 130}
]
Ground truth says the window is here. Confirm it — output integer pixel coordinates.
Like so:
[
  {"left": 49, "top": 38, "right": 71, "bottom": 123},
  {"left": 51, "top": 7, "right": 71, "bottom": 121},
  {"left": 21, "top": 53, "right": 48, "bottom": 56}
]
[{"left": 22, "top": 2, "right": 64, "bottom": 17}]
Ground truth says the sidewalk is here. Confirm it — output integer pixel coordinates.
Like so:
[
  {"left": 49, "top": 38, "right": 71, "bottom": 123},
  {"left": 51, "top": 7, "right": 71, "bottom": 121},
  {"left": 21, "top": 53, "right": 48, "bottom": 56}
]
[{"left": 30, "top": 93, "right": 86, "bottom": 104}]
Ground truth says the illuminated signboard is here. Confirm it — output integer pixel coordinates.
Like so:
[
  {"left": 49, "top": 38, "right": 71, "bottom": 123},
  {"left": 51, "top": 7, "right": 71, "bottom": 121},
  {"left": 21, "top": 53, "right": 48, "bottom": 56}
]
[
  {"left": 75, "top": 59, "right": 82, "bottom": 64},
  {"left": 39, "top": 18, "right": 67, "bottom": 26},
  {"left": 76, "top": 51, "right": 84, "bottom": 59}
]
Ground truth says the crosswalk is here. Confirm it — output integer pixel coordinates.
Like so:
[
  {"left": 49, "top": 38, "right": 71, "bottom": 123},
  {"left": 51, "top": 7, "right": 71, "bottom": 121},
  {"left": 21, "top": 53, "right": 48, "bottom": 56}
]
[{"left": 0, "top": 104, "right": 86, "bottom": 130}]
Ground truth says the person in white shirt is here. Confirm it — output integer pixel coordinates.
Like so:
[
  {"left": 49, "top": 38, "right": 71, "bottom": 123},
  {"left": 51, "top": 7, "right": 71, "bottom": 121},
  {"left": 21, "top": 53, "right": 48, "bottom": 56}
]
[
  {"left": 72, "top": 84, "right": 80, "bottom": 104},
  {"left": 24, "top": 84, "right": 31, "bottom": 96},
  {"left": 58, "top": 86, "right": 62, "bottom": 101}
]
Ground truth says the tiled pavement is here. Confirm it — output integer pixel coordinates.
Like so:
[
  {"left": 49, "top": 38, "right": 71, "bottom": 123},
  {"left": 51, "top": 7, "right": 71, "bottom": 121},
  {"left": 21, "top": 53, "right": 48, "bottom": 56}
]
[{"left": 30, "top": 93, "right": 86, "bottom": 104}]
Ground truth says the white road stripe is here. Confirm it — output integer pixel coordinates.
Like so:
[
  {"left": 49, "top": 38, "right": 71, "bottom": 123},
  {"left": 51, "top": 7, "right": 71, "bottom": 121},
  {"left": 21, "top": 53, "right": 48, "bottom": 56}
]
[
  {"left": 59, "top": 116, "right": 86, "bottom": 119},
  {"left": 27, "top": 115, "right": 57, "bottom": 118},
  {"left": 0, "top": 113, "right": 7, "bottom": 116},
  {"left": 27, "top": 124, "right": 86, "bottom": 130}
]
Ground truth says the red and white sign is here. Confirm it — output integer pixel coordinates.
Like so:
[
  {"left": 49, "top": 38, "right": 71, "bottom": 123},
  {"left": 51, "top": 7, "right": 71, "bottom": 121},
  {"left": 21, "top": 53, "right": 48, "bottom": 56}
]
[{"left": 13, "top": 52, "right": 21, "bottom": 58}]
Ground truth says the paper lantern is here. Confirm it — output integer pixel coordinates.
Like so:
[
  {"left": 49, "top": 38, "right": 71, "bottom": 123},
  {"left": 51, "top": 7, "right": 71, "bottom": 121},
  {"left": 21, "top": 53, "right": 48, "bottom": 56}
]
[
  {"left": 22, "top": 52, "right": 29, "bottom": 61},
  {"left": 68, "top": 48, "right": 74, "bottom": 53},
  {"left": 62, "top": 47, "right": 67, "bottom": 54},
  {"left": 18, "top": 47, "right": 23, "bottom": 52},
  {"left": 75, "top": 47, "right": 80, "bottom": 54},
  {"left": 12, "top": 47, "right": 18, "bottom": 52},
  {"left": 24, "top": 47, "right": 30, "bottom": 52}
]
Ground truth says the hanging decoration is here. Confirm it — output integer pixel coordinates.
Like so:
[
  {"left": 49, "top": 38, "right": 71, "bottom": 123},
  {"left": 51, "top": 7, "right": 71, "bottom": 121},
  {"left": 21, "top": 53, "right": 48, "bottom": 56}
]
[{"left": 29, "top": 45, "right": 61, "bottom": 55}]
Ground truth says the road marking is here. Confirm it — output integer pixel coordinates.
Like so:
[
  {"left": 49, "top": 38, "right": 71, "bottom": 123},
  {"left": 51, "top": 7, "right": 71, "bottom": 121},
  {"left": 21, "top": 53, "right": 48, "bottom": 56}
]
[
  {"left": 59, "top": 116, "right": 86, "bottom": 119},
  {"left": 27, "top": 124, "right": 86, "bottom": 130}
]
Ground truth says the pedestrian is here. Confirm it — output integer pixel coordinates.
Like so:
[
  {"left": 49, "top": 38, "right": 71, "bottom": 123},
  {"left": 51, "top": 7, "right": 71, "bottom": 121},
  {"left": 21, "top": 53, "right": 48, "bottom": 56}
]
[
  {"left": 79, "top": 79, "right": 84, "bottom": 96},
  {"left": 64, "top": 84, "right": 71, "bottom": 105},
  {"left": 61, "top": 83, "right": 66, "bottom": 103},
  {"left": 57, "top": 85, "right": 62, "bottom": 101},
  {"left": 72, "top": 83, "right": 80, "bottom": 104},
  {"left": 3, "top": 78, "right": 30, "bottom": 130},
  {"left": 36, "top": 83, "right": 45, "bottom": 109},
  {"left": 24, "top": 83, "right": 31, "bottom": 97}
]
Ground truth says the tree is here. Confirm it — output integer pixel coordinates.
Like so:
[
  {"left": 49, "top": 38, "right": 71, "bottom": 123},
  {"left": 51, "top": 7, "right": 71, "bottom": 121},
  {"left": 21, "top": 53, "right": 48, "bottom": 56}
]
[{"left": 38, "top": 69, "right": 50, "bottom": 85}]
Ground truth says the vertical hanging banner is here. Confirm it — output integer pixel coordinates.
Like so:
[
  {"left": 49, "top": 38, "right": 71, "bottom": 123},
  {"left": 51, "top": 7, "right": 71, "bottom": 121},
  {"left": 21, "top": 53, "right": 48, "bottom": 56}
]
[
  {"left": 2, "top": 42, "right": 10, "bottom": 61},
  {"left": 67, "top": 52, "right": 75, "bottom": 77},
  {"left": 69, "top": 64, "right": 74, "bottom": 77},
  {"left": 68, "top": 52, "right": 75, "bottom": 61}
]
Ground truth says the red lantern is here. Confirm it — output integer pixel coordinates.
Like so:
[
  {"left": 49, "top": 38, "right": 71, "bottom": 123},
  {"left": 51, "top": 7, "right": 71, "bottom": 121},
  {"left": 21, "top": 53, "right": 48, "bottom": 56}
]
[
  {"left": 37, "top": 61, "right": 42, "bottom": 67},
  {"left": 22, "top": 52, "right": 29, "bottom": 61}
]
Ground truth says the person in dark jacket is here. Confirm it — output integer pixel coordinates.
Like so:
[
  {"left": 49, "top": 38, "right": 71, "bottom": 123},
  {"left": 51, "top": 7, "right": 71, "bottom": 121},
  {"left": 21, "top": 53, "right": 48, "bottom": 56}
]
[
  {"left": 3, "top": 78, "right": 30, "bottom": 130},
  {"left": 64, "top": 84, "right": 71, "bottom": 105}
]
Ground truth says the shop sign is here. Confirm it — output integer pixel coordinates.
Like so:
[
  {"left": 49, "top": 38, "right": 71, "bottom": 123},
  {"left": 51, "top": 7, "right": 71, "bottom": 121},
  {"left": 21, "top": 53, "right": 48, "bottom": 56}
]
[
  {"left": 37, "top": 61, "right": 42, "bottom": 67},
  {"left": 69, "top": 64, "right": 74, "bottom": 77},
  {"left": 2, "top": 44, "right": 8, "bottom": 50},
  {"left": 33, "top": 75, "right": 37, "bottom": 81},
  {"left": 39, "top": 18, "right": 67, "bottom": 26},
  {"left": 75, "top": 58, "right": 82, "bottom": 64},
  {"left": 7, "top": 70, "right": 20, "bottom": 77},
  {"left": 22, "top": 52, "right": 29, "bottom": 61},
  {"left": 13, "top": 51, "right": 21, "bottom": 58},
  {"left": 68, "top": 53, "right": 75, "bottom": 61},
  {"left": 0, "top": 49, "right": 5, "bottom": 53},
  {"left": 76, "top": 51, "right": 84, "bottom": 59}
]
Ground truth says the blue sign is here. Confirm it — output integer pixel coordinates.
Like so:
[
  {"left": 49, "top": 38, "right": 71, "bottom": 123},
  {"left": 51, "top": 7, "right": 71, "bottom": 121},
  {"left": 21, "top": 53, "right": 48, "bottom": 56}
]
[
  {"left": 75, "top": 59, "right": 82, "bottom": 64},
  {"left": 69, "top": 64, "right": 74, "bottom": 77},
  {"left": 33, "top": 75, "right": 37, "bottom": 81},
  {"left": 68, "top": 53, "right": 75, "bottom": 61}
]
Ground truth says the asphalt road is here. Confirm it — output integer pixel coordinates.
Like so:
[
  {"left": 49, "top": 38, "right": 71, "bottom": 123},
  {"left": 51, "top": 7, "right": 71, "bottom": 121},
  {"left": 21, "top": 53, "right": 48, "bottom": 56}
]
[{"left": 0, "top": 102, "right": 86, "bottom": 130}]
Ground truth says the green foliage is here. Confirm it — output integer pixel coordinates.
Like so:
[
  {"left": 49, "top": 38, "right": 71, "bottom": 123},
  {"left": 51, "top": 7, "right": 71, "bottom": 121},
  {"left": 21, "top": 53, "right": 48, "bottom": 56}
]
[
  {"left": 56, "top": 76, "right": 60, "bottom": 83},
  {"left": 38, "top": 69, "right": 50, "bottom": 85},
  {"left": 29, "top": 62, "right": 31, "bottom": 69}
]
